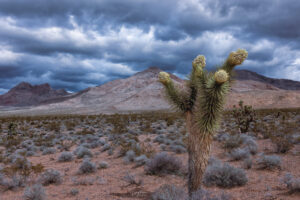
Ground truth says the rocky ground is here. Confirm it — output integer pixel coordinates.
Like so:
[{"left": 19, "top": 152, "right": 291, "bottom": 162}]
[{"left": 0, "top": 109, "right": 299, "bottom": 200}]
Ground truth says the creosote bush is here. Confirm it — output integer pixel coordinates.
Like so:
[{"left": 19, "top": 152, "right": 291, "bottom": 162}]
[
  {"left": 23, "top": 184, "right": 46, "bottom": 200},
  {"left": 74, "top": 146, "right": 93, "bottom": 159},
  {"left": 98, "top": 161, "right": 109, "bottom": 169},
  {"left": 223, "top": 135, "right": 243, "bottom": 150},
  {"left": 123, "top": 172, "right": 143, "bottom": 186},
  {"left": 203, "top": 162, "right": 248, "bottom": 188},
  {"left": 281, "top": 173, "right": 300, "bottom": 193},
  {"left": 0, "top": 175, "right": 25, "bottom": 191},
  {"left": 38, "top": 169, "right": 62, "bottom": 186},
  {"left": 271, "top": 135, "right": 294, "bottom": 154},
  {"left": 151, "top": 184, "right": 231, "bottom": 200},
  {"left": 145, "top": 152, "right": 182, "bottom": 175},
  {"left": 78, "top": 159, "right": 97, "bottom": 174},
  {"left": 58, "top": 152, "right": 74, "bottom": 162},
  {"left": 190, "top": 189, "right": 231, "bottom": 200},
  {"left": 70, "top": 188, "right": 79, "bottom": 196},
  {"left": 151, "top": 184, "right": 187, "bottom": 200},
  {"left": 228, "top": 148, "right": 250, "bottom": 161},
  {"left": 243, "top": 157, "right": 252, "bottom": 169},
  {"left": 2, "top": 156, "right": 44, "bottom": 181},
  {"left": 257, "top": 154, "right": 281, "bottom": 170}
]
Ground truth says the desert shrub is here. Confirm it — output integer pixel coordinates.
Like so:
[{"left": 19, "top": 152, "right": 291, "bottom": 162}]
[
  {"left": 243, "top": 157, "right": 252, "bottom": 169},
  {"left": 154, "top": 135, "right": 165, "bottom": 144},
  {"left": 215, "top": 133, "right": 230, "bottom": 142},
  {"left": 2, "top": 134, "right": 22, "bottom": 149},
  {"left": 271, "top": 135, "right": 294, "bottom": 154},
  {"left": 123, "top": 172, "right": 143, "bottom": 186},
  {"left": 11, "top": 155, "right": 32, "bottom": 171},
  {"left": 0, "top": 172, "right": 3, "bottom": 182},
  {"left": 65, "top": 121, "right": 76, "bottom": 131},
  {"left": 281, "top": 173, "right": 300, "bottom": 193},
  {"left": 123, "top": 150, "right": 136, "bottom": 163},
  {"left": 87, "top": 141, "right": 99, "bottom": 149},
  {"left": 98, "top": 139, "right": 106, "bottom": 146},
  {"left": 15, "top": 148, "right": 27, "bottom": 156},
  {"left": 3, "top": 155, "right": 44, "bottom": 180},
  {"left": 145, "top": 152, "right": 182, "bottom": 175},
  {"left": 78, "top": 159, "right": 96, "bottom": 174},
  {"left": 232, "top": 100, "right": 256, "bottom": 133},
  {"left": 257, "top": 154, "right": 281, "bottom": 170},
  {"left": 23, "top": 184, "right": 46, "bottom": 200},
  {"left": 70, "top": 188, "right": 79, "bottom": 196},
  {"left": 169, "top": 145, "right": 186, "bottom": 154},
  {"left": 139, "top": 142, "right": 155, "bottom": 158},
  {"left": 163, "top": 139, "right": 172, "bottom": 145},
  {"left": 0, "top": 175, "right": 25, "bottom": 191},
  {"left": 208, "top": 157, "right": 222, "bottom": 166},
  {"left": 74, "top": 146, "right": 93, "bottom": 159},
  {"left": 38, "top": 169, "right": 62, "bottom": 186},
  {"left": 76, "top": 128, "right": 95, "bottom": 135},
  {"left": 42, "top": 147, "right": 56, "bottom": 155},
  {"left": 134, "top": 155, "right": 149, "bottom": 167},
  {"left": 203, "top": 162, "right": 248, "bottom": 188},
  {"left": 151, "top": 184, "right": 187, "bottom": 200},
  {"left": 3, "top": 156, "right": 41, "bottom": 180},
  {"left": 58, "top": 152, "right": 74, "bottom": 162},
  {"left": 243, "top": 138, "right": 258, "bottom": 155},
  {"left": 223, "top": 135, "right": 243, "bottom": 150},
  {"left": 46, "top": 122, "right": 60, "bottom": 132},
  {"left": 108, "top": 148, "right": 114, "bottom": 156},
  {"left": 191, "top": 189, "right": 231, "bottom": 200},
  {"left": 58, "top": 140, "right": 74, "bottom": 151},
  {"left": 118, "top": 139, "right": 153, "bottom": 158},
  {"left": 31, "top": 163, "right": 45, "bottom": 175},
  {"left": 160, "top": 144, "right": 167, "bottom": 151},
  {"left": 8, "top": 122, "right": 17, "bottom": 135},
  {"left": 26, "top": 151, "right": 36, "bottom": 157},
  {"left": 228, "top": 148, "right": 250, "bottom": 161},
  {"left": 98, "top": 161, "right": 109, "bottom": 169},
  {"left": 101, "top": 144, "right": 111, "bottom": 152}
]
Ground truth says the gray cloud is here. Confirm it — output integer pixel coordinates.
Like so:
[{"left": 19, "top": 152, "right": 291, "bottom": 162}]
[{"left": 0, "top": 0, "right": 299, "bottom": 94}]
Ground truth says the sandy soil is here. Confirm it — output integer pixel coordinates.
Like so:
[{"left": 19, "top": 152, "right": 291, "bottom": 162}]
[{"left": 1, "top": 133, "right": 299, "bottom": 200}]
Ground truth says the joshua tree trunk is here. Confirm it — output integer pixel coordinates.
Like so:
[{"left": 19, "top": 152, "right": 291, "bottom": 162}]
[{"left": 186, "top": 112, "right": 212, "bottom": 196}]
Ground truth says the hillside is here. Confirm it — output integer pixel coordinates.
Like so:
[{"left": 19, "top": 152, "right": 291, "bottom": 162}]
[
  {"left": 0, "top": 82, "right": 69, "bottom": 107},
  {"left": 0, "top": 67, "right": 299, "bottom": 115}
]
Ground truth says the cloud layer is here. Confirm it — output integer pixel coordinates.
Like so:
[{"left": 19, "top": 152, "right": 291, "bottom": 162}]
[{"left": 0, "top": 0, "right": 299, "bottom": 93}]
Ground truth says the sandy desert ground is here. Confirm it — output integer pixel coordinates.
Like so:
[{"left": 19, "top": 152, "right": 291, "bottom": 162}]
[{"left": 0, "top": 109, "right": 299, "bottom": 200}]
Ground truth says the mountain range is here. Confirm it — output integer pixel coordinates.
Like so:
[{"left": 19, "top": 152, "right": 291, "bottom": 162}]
[{"left": 0, "top": 67, "right": 299, "bottom": 115}]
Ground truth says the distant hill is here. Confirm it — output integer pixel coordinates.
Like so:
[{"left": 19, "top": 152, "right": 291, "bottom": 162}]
[
  {"left": 0, "top": 67, "right": 299, "bottom": 115},
  {"left": 0, "top": 82, "right": 69, "bottom": 106},
  {"left": 235, "top": 70, "right": 300, "bottom": 90}
]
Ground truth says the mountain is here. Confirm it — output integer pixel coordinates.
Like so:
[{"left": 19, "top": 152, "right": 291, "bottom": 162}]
[
  {"left": 36, "top": 67, "right": 180, "bottom": 114},
  {"left": 235, "top": 70, "right": 300, "bottom": 90},
  {"left": 0, "top": 67, "right": 299, "bottom": 115},
  {"left": 0, "top": 82, "right": 69, "bottom": 107}
]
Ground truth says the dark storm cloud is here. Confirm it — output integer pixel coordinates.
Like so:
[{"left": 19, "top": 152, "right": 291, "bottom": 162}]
[
  {"left": 0, "top": 0, "right": 299, "bottom": 94},
  {"left": 0, "top": 65, "right": 24, "bottom": 78}
]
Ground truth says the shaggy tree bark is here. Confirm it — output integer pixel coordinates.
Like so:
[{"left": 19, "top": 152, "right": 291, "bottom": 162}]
[{"left": 186, "top": 111, "right": 212, "bottom": 195}]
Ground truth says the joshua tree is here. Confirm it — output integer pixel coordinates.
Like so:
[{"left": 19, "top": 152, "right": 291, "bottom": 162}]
[{"left": 158, "top": 49, "right": 248, "bottom": 196}]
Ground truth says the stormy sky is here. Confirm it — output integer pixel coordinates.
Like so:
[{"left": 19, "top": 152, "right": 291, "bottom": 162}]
[{"left": 0, "top": 0, "right": 300, "bottom": 94}]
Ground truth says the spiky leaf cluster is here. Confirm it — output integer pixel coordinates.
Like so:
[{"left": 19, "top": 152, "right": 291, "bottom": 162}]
[{"left": 159, "top": 49, "right": 248, "bottom": 135}]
